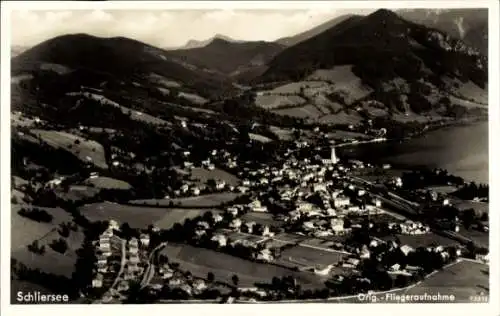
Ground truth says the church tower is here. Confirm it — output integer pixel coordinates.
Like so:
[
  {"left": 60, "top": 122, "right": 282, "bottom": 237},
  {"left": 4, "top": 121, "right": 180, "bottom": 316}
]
[{"left": 331, "top": 147, "right": 338, "bottom": 164}]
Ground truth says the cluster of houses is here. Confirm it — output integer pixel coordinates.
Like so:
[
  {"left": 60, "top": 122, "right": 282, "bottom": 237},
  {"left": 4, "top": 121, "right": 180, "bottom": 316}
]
[
  {"left": 92, "top": 220, "right": 121, "bottom": 289},
  {"left": 393, "top": 220, "right": 431, "bottom": 235}
]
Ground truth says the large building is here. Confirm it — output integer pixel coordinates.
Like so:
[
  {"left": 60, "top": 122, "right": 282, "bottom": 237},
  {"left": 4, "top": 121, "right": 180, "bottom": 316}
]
[{"left": 321, "top": 147, "right": 338, "bottom": 165}]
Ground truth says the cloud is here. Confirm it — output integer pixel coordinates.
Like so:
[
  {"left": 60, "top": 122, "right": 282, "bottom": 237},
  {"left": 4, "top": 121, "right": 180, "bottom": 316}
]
[
  {"left": 10, "top": 9, "right": 352, "bottom": 47},
  {"left": 84, "top": 10, "right": 114, "bottom": 23}
]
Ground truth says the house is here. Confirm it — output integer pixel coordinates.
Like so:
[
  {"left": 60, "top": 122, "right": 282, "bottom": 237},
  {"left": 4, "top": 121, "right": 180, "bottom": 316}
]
[
  {"left": 476, "top": 253, "right": 489, "bottom": 263},
  {"left": 140, "top": 233, "right": 150, "bottom": 247},
  {"left": 347, "top": 258, "right": 360, "bottom": 266},
  {"left": 180, "top": 284, "right": 193, "bottom": 295},
  {"left": 331, "top": 218, "right": 345, "bottom": 235},
  {"left": 192, "top": 279, "right": 207, "bottom": 293},
  {"left": 129, "top": 238, "right": 139, "bottom": 248},
  {"left": 229, "top": 218, "right": 242, "bottom": 230},
  {"left": 333, "top": 196, "right": 350, "bottom": 208},
  {"left": 212, "top": 213, "right": 223, "bottom": 223},
  {"left": 211, "top": 234, "right": 228, "bottom": 247},
  {"left": 244, "top": 221, "right": 256, "bottom": 234},
  {"left": 160, "top": 267, "right": 174, "bottom": 280},
  {"left": 256, "top": 248, "right": 273, "bottom": 262},
  {"left": 252, "top": 205, "right": 268, "bottom": 212},
  {"left": 262, "top": 225, "right": 273, "bottom": 237},
  {"left": 360, "top": 245, "right": 371, "bottom": 259},
  {"left": 97, "top": 257, "right": 108, "bottom": 266},
  {"left": 400, "top": 245, "right": 414, "bottom": 256},
  {"left": 129, "top": 254, "right": 140, "bottom": 264},
  {"left": 238, "top": 186, "right": 249, "bottom": 193},
  {"left": 215, "top": 180, "right": 226, "bottom": 190},
  {"left": 99, "top": 241, "right": 111, "bottom": 252},
  {"left": 303, "top": 221, "right": 315, "bottom": 231},
  {"left": 314, "top": 264, "right": 333, "bottom": 276},
  {"left": 314, "top": 230, "right": 333, "bottom": 238},
  {"left": 92, "top": 274, "right": 104, "bottom": 288},
  {"left": 226, "top": 207, "right": 239, "bottom": 216},
  {"left": 117, "top": 281, "right": 129, "bottom": 292},
  {"left": 389, "top": 263, "right": 401, "bottom": 272}
]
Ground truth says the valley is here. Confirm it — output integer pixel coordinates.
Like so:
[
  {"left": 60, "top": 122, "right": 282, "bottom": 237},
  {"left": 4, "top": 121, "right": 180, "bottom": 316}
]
[{"left": 9, "top": 8, "right": 490, "bottom": 305}]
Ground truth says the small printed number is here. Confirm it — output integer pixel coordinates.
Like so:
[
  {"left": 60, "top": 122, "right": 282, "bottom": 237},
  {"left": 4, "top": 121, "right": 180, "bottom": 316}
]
[{"left": 469, "top": 295, "right": 488, "bottom": 303}]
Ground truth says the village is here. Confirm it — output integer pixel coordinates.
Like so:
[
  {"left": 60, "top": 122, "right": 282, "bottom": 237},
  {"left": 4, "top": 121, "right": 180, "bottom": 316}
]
[{"left": 86, "top": 141, "right": 489, "bottom": 303}]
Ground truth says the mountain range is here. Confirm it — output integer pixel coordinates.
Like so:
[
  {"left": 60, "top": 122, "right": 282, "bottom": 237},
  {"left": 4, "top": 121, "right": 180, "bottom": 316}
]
[
  {"left": 173, "top": 34, "right": 245, "bottom": 50},
  {"left": 397, "top": 9, "right": 488, "bottom": 56},
  {"left": 11, "top": 8, "right": 488, "bottom": 126}
]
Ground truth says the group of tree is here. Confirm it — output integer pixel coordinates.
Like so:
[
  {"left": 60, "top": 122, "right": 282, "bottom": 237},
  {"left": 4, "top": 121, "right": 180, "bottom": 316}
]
[
  {"left": 49, "top": 238, "right": 68, "bottom": 254},
  {"left": 27, "top": 240, "right": 46, "bottom": 255},
  {"left": 452, "top": 182, "right": 489, "bottom": 201},
  {"left": 18, "top": 207, "right": 53, "bottom": 223}
]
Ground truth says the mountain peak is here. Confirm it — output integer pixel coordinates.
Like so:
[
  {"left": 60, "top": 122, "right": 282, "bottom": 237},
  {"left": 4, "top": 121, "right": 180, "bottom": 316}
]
[{"left": 370, "top": 8, "right": 401, "bottom": 20}]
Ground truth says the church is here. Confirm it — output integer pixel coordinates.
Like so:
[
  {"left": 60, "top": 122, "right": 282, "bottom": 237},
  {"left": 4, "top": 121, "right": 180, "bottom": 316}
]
[{"left": 321, "top": 147, "right": 338, "bottom": 165}]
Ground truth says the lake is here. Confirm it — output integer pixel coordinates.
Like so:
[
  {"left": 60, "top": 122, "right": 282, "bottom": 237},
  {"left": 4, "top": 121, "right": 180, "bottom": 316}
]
[{"left": 339, "top": 121, "right": 489, "bottom": 184}]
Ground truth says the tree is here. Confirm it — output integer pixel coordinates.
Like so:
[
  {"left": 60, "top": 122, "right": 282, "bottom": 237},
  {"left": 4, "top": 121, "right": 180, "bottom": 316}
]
[
  {"left": 479, "top": 212, "right": 488, "bottom": 222},
  {"left": 231, "top": 274, "right": 239, "bottom": 287},
  {"left": 461, "top": 209, "right": 476, "bottom": 230},
  {"left": 207, "top": 272, "right": 215, "bottom": 283}
]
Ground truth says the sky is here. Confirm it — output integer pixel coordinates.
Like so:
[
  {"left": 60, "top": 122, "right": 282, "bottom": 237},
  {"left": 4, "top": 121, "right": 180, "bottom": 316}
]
[{"left": 10, "top": 9, "right": 375, "bottom": 48}]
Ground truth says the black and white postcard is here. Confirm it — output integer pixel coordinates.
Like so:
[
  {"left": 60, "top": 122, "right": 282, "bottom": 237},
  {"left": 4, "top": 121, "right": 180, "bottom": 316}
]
[{"left": 1, "top": 1, "right": 498, "bottom": 315}]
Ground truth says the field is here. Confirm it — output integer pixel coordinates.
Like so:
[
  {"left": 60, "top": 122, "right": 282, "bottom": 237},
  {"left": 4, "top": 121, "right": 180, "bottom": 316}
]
[
  {"left": 160, "top": 243, "right": 325, "bottom": 289},
  {"left": 178, "top": 92, "right": 208, "bottom": 105},
  {"left": 80, "top": 202, "right": 218, "bottom": 229},
  {"left": 319, "top": 111, "right": 364, "bottom": 125},
  {"left": 398, "top": 260, "right": 489, "bottom": 302},
  {"left": 445, "top": 78, "right": 488, "bottom": 105},
  {"left": 31, "top": 129, "right": 108, "bottom": 169},
  {"left": 83, "top": 176, "right": 132, "bottom": 190},
  {"left": 55, "top": 185, "right": 100, "bottom": 201},
  {"left": 273, "top": 104, "right": 323, "bottom": 119},
  {"left": 241, "top": 212, "right": 278, "bottom": 227},
  {"left": 189, "top": 167, "right": 240, "bottom": 186},
  {"left": 154, "top": 209, "right": 222, "bottom": 230},
  {"left": 12, "top": 204, "right": 85, "bottom": 278},
  {"left": 80, "top": 202, "right": 168, "bottom": 228},
  {"left": 391, "top": 112, "right": 435, "bottom": 124},
  {"left": 132, "top": 192, "right": 242, "bottom": 208},
  {"left": 384, "top": 233, "right": 459, "bottom": 249},
  {"left": 147, "top": 73, "right": 182, "bottom": 88},
  {"left": 453, "top": 200, "right": 489, "bottom": 216},
  {"left": 327, "top": 129, "right": 371, "bottom": 141},
  {"left": 456, "top": 226, "right": 489, "bottom": 248},
  {"left": 249, "top": 133, "right": 273, "bottom": 143},
  {"left": 255, "top": 95, "right": 306, "bottom": 110},
  {"left": 269, "top": 126, "right": 294, "bottom": 141},
  {"left": 274, "top": 233, "right": 309, "bottom": 244},
  {"left": 306, "top": 65, "right": 373, "bottom": 105},
  {"left": 67, "top": 92, "right": 169, "bottom": 126},
  {"left": 275, "top": 245, "right": 346, "bottom": 269},
  {"left": 11, "top": 204, "right": 73, "bottom": 250},
  {"left": 269, "top": 81, "right": 328, "bottom": 94}
]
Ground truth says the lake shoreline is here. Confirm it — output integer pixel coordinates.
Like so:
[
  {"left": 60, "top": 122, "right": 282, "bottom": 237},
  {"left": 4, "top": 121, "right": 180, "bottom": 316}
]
[{"left": 340, "top": 118, "right": 489, "bottom": 184}]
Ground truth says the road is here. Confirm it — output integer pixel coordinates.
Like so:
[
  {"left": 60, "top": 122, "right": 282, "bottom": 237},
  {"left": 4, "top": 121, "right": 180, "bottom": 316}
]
[
  {"left": 110, "top": 239, "right": 127, "bottom": 289},
  {"left": 140, "top": 242, "right": 167, "bottom": 289},
  {"left": 222, "top": 229, "right": 352, "bottom": 255},
  {"left": 348, "top": 176, "right": 478, "bottom": 246}
]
